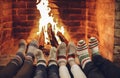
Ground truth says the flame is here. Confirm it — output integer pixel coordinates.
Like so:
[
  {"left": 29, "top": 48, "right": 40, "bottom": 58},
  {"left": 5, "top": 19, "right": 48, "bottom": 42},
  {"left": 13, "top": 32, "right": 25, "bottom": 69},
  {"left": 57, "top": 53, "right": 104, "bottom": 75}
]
[{"left": 36, "top": 0, "right": 64, "bottom": 44}]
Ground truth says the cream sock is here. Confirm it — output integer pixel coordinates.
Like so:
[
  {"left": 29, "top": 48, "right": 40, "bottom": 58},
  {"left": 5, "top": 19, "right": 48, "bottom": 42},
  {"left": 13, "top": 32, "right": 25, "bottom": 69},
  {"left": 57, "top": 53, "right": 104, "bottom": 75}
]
[{"left": 77, "top": 40, "right": 91, "bottom": 68}]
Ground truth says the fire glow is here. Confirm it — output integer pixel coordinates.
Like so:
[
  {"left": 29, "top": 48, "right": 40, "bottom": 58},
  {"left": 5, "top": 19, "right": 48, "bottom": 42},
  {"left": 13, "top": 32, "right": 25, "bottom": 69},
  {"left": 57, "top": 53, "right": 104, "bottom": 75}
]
[{"left": 36, "top": 0, "right": 64, "bottom": 44}]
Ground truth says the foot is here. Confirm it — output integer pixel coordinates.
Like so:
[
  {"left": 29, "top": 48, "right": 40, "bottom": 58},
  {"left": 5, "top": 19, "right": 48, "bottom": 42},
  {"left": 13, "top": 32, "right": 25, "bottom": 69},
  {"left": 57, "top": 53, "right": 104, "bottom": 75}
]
[
  {"left": 67, "top": 42, "right": 76, "bottom": 62},
  {"left": 48, "top": 47, "right": 57, "bottom": 66},
  {"left": 36, "top": 49, "right": 46, "bottom": 66},
  {"left": 77, "top": 40, "right": 91, "bottom": 68},
  {"left": 49, "top": 47, "right": 57, "bottom": 61},
  {"left": 27, "top": 39, "right": 39, "bottom": 56},
  {"left": 17, "top": 39, "right": 27, "bottom": 55},
  {"left": 89, "top": 37, "right": 99, "bottom": 55},
  {"left": 57, "top": 42, "right": 67, "bottom": 65},
  {"left": 57, "top": 42, "right": 67, "bottom": 57}
]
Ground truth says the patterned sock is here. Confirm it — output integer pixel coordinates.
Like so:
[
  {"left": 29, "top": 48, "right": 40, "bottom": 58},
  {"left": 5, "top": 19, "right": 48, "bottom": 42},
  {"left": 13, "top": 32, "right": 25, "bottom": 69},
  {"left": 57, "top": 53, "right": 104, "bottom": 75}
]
[
  {"left": 17, "top": 39, "right": 27, "bottom": 55},
  {"left": 77, "top": 40, "right": 91, "bottom": 68},
  {"left": 57, "top": 42, "right": 67, "bottom": 65},
  {"left": 36, "top": 49, "right": 46, "bottom": 66},
  {"left": 89, "top": 37, "right": 99, "bottom": 55},
  {"left": 27, "top": 39, "right": 39, "bottom": 60},
  {"left": 67, "top": 42, "right": 76, "bottom": 64},
  {"left": 48, "top": 47, "right": 57, "bottom": 66},
  {"left": 15, "top": 39, "right": 27, "bottom": 65}
]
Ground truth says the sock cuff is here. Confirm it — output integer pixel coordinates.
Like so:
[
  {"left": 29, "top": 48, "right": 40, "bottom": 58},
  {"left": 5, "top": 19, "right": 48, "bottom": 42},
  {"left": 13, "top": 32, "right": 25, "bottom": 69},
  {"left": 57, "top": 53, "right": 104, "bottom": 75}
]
[
  {"left": 68, "top": 57, "right": 75, "bottom": 63},
  {"left": 58, "top": 58, "right": 67, "bottom": 65},
  {"left": 68, "top": 54, "right": 75, "bottom": 59},
  {"left": 57, "top": 56, "right": 66, "bottom": 60},
  {"left": 48, "top": 60, "right": 57, "bottom": 64},
  {"left": 48, "top": 60, "right": 57, "bottom": 66},
  {"left": 37, "top": 60, "right": 46, "bottom": 66},
  {"left": 16, "top": 52, "right": 25, "bottom": 61},
  {"left": 26, "top": 52, "right": 35, "bottom": 60},
  {"left": 81, "top": 57, "right": 91, "bottom": 69}
]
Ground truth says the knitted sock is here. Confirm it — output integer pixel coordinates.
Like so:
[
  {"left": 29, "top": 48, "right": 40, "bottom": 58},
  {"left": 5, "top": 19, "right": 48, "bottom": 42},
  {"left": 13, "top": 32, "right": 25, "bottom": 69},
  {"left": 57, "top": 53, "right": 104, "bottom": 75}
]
[
  {"left": 89, "top": 37, "right": 99, "bottom": 55},
  {"left": 27, "top": 39, "right": 39, "bottom": 60},
  {"left": 77, "top": 40, "right": 91, "bottom": 68},
  {"left": 17, "top": 39, "right": 27, "bottom": 55},
  {"left": 57, "top": 42, "right": 67, "bottom": 65},
  {"left": 48, "top": 47, "right": 57, "bottom": 66},
  {"left": 67, "top": 42, "right": 76, "bottom": 66},
  {"left": 14, "top": 39, "right": 27, "bottom": 65},
  {"left": 36, "top": 49, "right": 46, "bottom": 66}
]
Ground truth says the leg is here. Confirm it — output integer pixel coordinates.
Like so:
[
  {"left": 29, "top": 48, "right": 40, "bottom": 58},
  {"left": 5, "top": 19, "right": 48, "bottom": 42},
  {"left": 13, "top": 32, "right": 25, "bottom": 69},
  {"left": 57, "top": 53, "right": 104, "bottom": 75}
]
[
  {"left": 67, "top": 42, "right": 86, "bottom": 78},
  {"left": 48, "top": 47, "right": 59, "bottom": 78},
  {"left": 0, "top": 39, "right": 26, "bottom": 78},
  {"left": 14, "top": 39, "right": 39, "bottom": 78},
  {"left": 89, "top": 37, "right": 120, "bottom": 78},
  {"left": 57, "top": 42, "right": 71, "bottom": 78},
  {"left": 77, "top": 40, "right": 105, "bottom": 78},
  {"left": 34, "top": 49, "right": 47, "bottom": 78}
]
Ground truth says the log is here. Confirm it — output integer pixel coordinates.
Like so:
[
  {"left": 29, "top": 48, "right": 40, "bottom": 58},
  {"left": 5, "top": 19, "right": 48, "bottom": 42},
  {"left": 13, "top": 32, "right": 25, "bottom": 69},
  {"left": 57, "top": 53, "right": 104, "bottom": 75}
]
[
  {"left": 47, "top": 23, "right": 58, "bottom": 47},
  {"left": 57, "top": 31, "right": 68, "bottom": 45},
  {"left": 38, "top": 27, "right": 45, "bottom": 47}
]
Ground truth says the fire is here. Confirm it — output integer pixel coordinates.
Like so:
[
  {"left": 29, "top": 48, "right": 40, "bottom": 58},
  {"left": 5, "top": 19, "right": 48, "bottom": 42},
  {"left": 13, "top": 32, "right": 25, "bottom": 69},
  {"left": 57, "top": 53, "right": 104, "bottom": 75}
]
[{"left": 36, "top": 0, "right": 64, "bottom": 44}]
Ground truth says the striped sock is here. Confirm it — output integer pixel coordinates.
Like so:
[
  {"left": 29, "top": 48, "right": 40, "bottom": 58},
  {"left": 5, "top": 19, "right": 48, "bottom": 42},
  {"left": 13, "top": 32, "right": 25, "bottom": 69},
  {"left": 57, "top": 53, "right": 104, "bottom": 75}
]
[
  {"left": 36, "top": 49, "right": 46, "bottom": 66},
  {"left": 67, "top": 42, "right": 76, "bottom": 63},
  {"left": 57, "top": 42, "right": 67, "bottom": 65},
  {"left": 77, "top": 40, "right": 91, "bottom": 68},
  {"left": 89, "top": 37, "right": 99, "bottom": 55}
]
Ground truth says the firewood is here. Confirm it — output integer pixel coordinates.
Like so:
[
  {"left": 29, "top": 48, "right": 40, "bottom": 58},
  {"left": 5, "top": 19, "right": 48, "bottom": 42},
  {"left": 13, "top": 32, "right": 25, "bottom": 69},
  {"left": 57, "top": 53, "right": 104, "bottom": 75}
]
[
  {"left": 38, "top": 27, "right": 45, "bottom": 47},
  {"left": 47, "top": 23, "right": 58, "bottom": 47},
  {"left": 57, "top": 31, "right": 68, "bottom": 45}
]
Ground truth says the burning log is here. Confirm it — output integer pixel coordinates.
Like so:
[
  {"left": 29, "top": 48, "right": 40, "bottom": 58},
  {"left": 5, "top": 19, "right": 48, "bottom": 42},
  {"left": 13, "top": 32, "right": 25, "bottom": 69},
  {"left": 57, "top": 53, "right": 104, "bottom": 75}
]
[
  {"left": 47, "top": 23, "right": 58, "bottom": 47},
  {"left": 38, "top": 28, "right": 45, "bottom": 47},
  {"left": 57, "top": 31, "right": 68, "bottom": 45}
]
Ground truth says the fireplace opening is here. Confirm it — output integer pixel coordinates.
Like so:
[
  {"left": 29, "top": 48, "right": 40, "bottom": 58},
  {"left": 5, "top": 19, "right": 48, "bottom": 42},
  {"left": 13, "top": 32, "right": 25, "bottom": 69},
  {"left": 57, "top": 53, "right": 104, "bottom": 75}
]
[{"left": 0, "top": 0, "right": 119, "bottom": 66}]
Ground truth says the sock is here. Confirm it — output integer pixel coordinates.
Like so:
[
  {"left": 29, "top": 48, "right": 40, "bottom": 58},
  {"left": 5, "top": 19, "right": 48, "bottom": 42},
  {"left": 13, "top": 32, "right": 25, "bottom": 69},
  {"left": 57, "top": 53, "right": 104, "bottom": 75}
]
[
  {"left": 36, "top": 49, "right": 46, "bottom": 67},
  {"left": 14, "top": 39, "right": 27, "bottom": 65},
  {"left": 27, "top": 39, "right": 39, "bottom": 60},
  {"left": 48, "top": 47, "right": 57, "bottom": 66},
  {"left": 77, "top": 40, "right": 91, "bottom": 68},
  {"left": 17, "top": 39, "right": 27, "bottom": 55},
  {"left": 89, "top": 37, "right": 99, "bottom": 55},
  {"left": 57, "top": 42, "right": 67, "bottom": 65},
  {"left": 67, "top": 42, "right": 76, "bottom": 66}
]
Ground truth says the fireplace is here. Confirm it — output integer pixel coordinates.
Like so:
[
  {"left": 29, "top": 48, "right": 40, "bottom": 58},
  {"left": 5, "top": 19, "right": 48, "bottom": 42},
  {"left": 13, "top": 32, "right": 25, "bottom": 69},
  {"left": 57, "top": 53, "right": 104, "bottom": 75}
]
[{"left": 0, "top": 0, "right": 120, "bottom": 66}]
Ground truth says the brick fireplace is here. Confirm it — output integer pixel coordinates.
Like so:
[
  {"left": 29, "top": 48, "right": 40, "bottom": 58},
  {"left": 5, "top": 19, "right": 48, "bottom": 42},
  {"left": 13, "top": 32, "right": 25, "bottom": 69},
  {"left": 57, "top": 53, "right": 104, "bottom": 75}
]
[{"left": 0, "top": 0, "right": 120, "bottom": 66}]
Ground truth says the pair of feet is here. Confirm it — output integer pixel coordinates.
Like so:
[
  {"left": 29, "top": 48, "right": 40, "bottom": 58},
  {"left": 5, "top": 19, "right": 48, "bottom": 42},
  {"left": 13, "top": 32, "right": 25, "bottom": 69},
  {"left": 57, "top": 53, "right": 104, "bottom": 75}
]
[{"left": 77, "top": 37, "right": 99, "bottom": 68}]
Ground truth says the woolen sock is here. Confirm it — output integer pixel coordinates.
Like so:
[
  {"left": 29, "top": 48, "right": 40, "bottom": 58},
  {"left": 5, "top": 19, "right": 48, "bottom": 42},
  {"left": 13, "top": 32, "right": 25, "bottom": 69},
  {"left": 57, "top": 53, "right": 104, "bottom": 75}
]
[
  {"left": 36, "top": 49, "right": 46, "bottom": 67},
  {"left": 89, "top": 37, "right": 99, "bottom": 55},
  {"left": 48, "top": 47, "right": 57, "bottom": 66},
  {"left": 27, "top": 39, "right": 39, "bottom": 60},
  {"left": 57, "top": 42, "right": 67, "bottom": 65},
  {"left": 14, "top": 39, "right": 27, "bottom": 65},
  {"left": 67, "top": 42, "right": 76, "bottom": 66},
  {"left": 17, "top": 39, "right": 27, "bottom": 55},
  {"left": 77, "top": 40, "right": 91, "bottom": 68}
]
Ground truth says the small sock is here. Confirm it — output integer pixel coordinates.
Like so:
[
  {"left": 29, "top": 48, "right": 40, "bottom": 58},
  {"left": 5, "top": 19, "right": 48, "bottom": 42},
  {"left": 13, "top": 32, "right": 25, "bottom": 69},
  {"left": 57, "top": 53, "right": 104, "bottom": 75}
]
[
  {"left": 67, "top": 42, "right": 76, "bottom": 66},
  {"left": 89, "top": 37, "right": 99, "bottom": 55},
  {"left": 36, "top": 49, "right": 46, "bottom": 67},
  {"left": 67, "top": 42, "right": 76, "bottom": 59},
  {"left": 27, "top": 39, "right": 39, "bottom": 58},
  {"left": 77, "top": 40, "right": 91, "bottom": 68},
  {"left": 17, "top": 39, "right": 27, "bottom": 55},
  {"left": 48, "top": 47, "right": 57, "bottom": 66},
  {"left": 57, "top": 42, "right": 67, "bottom": 65}
]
